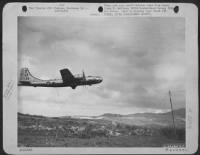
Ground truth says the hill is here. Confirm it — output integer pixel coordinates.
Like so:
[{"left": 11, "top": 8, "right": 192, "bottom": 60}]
[
  {"left": 96, "top": 108, "right": 185, "bottom": 128},
  {"left": 18, "top": 108, "right": 185, "bottom": 128}
]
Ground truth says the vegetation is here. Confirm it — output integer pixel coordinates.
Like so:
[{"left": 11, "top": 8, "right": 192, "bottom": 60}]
[
  {"left": 159, "top": 127, "right": 185, "bottom": 141},
  {"left": 18, "top": 113, "right": 185, "bottom": 147}
]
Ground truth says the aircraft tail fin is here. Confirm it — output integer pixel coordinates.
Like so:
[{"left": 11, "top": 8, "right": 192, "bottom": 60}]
[{"left": 19, "top": 68, "right": 38, "bottom": 82}]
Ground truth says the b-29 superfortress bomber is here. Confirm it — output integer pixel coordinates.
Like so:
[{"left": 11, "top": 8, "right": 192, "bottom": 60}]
[{"left": 18, "top": 68, "right": 103, "bottom": 89}]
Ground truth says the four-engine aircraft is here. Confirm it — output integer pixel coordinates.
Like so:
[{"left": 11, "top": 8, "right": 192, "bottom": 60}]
[{"left": 18, "top": 68, "right": 103, "bottom": 89}]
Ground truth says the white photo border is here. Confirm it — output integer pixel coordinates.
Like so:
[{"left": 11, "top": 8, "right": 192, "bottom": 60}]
[{"left": 3, "top": 3, "right": 198, "bottom": 154}]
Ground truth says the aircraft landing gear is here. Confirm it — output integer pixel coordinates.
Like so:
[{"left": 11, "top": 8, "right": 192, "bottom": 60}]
[{"left": 71, "top": 86, "right": 76, "bottom": 89}]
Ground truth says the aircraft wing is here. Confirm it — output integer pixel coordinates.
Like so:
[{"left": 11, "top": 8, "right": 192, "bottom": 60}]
[{"left": 60, "top": 69, "right": 75, "bottom": 83}]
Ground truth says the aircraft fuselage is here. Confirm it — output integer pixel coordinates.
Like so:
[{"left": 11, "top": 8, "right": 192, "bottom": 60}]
[{"left": 18, "top": 77, "right": 102, "bottom": 88}]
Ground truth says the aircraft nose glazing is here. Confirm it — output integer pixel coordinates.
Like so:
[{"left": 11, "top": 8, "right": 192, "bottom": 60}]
[{"left": 97, "top": 77, "right": 103, "bottom": 83}]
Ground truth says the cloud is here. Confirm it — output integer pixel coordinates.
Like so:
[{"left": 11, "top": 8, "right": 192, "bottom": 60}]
[{"left": 18, "top": 17, "right": 185, "bottom": 116}]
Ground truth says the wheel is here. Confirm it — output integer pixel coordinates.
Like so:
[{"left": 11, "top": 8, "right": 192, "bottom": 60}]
[{"left": 71, "top": 86, "right": 76, "bottom": 89}]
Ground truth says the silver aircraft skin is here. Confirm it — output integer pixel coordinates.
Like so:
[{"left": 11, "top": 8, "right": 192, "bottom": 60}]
[{"left": 18, "top": 68, "right": 103, "bottom": 89}]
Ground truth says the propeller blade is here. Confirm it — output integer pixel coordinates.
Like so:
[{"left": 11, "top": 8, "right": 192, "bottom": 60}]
[{"left": 82, "top": 70, "right": 86, "bottom": 80}]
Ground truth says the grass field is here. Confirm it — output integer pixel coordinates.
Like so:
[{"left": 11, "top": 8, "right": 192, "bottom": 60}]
[{"left": 18, "top": 135, "right": 184, "bottom": 147}]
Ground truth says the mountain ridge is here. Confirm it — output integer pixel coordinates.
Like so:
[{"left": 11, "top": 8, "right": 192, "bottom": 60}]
[{"left": 18, "top": 108, "right": 185, "bottom": 118}]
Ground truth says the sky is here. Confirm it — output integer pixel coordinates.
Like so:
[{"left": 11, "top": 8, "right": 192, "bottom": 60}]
[{"left": 18, "top": 17, "right": 185, "bottom": 116}]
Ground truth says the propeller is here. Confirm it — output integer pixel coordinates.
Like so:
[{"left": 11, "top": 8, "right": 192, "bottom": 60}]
[{"left": 82, "top": 70, "right": 86, "bottom": 80}]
